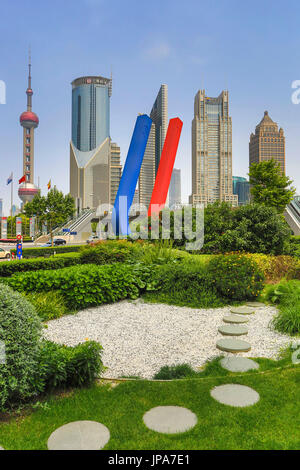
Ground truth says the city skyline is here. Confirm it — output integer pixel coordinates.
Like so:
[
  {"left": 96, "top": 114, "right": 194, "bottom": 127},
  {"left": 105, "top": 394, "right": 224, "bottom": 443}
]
[{"left": 1, "top": 0, "right": 300, "bottom": 214}]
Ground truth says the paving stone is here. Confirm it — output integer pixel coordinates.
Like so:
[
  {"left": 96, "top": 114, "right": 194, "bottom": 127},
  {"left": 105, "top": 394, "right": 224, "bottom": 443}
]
[
  {"left": 218, "top": 324, "right": 248, "bottom": 336},
  {"left": 47, "top": 420, "right": 110, "bottom": 450},
  {"left": 143, "top": 406, "right": 197, "bottom": 434},
  {"left": 223, "top": 314, "right": 250, "bottom": 324},
  {"left": 292, "top": 348, "right": 300, "bottom": 365},
  {"left": 230, "top": 307, "right": 255, "bottom": 315},
  {"left": 220, "top": 356, "right": 259, "bottom": 372},
  {"left": 216, "top": 338, "right": 251, "bottom": 353},
  {"left": 0, "top": 446, "right": 4, "bottom": 450},
  {"left": 246, "top": 302, "right": 265, "bottom": 308},
  {"left": 210, "top": 384, "right": 260, "bottom": 407}
]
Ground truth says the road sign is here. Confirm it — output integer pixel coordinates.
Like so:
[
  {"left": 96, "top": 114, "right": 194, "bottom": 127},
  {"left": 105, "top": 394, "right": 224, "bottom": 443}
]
[
  {"left": 70, "top": 232, "right": 77, "bottom": 235},
  {"left": 62, "top": 228, "right": 70, "bottom": 232},
  {"left": 16, "top": 242, "right": 22, "bottom": 260}
]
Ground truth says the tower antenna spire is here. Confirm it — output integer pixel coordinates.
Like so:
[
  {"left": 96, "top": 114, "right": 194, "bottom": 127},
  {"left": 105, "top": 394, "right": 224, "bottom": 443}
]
[{"left": 28, "top": 45, "right": 32, "bottom": 89}]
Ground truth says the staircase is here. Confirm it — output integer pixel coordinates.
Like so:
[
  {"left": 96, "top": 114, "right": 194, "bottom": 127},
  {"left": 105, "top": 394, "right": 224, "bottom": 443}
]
[
  {"left": 284, "top": 196, "right": 300, "bottom": 236},
  {"left": 35, "top": 209, "right": 96, "bottom": 243}
]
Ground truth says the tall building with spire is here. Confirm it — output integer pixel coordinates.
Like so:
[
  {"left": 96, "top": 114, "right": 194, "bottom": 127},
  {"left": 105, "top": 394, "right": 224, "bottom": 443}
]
[
  {"left": 249, "top": 111, "right": 285, "bottom": 174},
  {"left": 18, "top": 51, "right": 39, "bottom": 204},
  {"left": 190, "top": 89, "right": 238, "bottom": 207}
]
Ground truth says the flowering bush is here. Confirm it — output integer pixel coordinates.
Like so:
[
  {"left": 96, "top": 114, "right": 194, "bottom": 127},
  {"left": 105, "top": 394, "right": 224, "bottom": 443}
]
[{"left": 207, "top": 254, "right": 265, "bottom": 301}]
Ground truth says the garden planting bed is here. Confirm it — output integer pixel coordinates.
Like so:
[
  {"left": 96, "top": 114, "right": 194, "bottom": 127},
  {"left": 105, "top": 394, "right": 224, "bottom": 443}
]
[{"left": 43, "top": 300, "right": 292, "bottom": 379}]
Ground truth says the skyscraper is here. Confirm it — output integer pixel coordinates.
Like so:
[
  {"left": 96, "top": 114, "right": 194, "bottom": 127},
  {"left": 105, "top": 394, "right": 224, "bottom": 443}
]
[
  {"left": 139, "top": 122, "right": 156, "bottom": 208},
  {"left": 249, "top": 111, "right": 285, "bottom": 174},
  {"left": 18, "top": 52, "right": 39, "bottom": 204},
  {"left": 70, "top": 75, "right": 113, "bottom": 210},
  {"left": 139, "top": 85, "right": 168, "bottom": 208},
  {"left": 110, "top": 142, "right": 122, "bottom": 206},
  {"left": 150, "top": 84, "right": 168, "bottom": 173},
  {"left": 169, "top": 168, "right": 181, "bottom": 209},
  {"left": 190, "top": 90, "right": 238, "bottom": 207},
  {"left": 232, "top": 176, "right": 250, "bottom": 205}
]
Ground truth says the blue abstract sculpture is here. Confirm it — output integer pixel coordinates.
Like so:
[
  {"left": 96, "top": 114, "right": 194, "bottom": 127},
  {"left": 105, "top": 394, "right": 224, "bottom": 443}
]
[{"left": 112, "top": 114, "right": 152, "bottom": 236}]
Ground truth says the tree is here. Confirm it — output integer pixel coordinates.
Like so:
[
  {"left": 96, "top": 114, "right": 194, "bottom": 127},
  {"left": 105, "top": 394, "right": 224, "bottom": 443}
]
[
  {"left": 249, "top": 159, "right": 296, "bottom": 213},
  {"left": 25, "top": 188, "right": 75, "bottom": 244}
]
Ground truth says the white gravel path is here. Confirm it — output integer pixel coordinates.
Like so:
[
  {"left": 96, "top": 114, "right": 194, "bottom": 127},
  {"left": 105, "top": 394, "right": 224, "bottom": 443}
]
[{"left": 43, "top": 300, "right": 292, "bottom": 379}]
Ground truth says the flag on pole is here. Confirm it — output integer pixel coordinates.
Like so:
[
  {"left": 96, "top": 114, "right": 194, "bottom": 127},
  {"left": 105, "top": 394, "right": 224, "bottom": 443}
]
[
  {"left": 47, "top": 179, "right": 51, "bottom": 190},
  {"left": 19, "top": 175, "right": 26, "bottom": 184},
  {"left": 6, "top": 173, "right": 13, "bottom": 185}
]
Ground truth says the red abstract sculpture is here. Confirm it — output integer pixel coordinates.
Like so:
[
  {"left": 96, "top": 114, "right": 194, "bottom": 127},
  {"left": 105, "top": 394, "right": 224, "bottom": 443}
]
[{"left": 148, "top": 117, "right": 183, "bottom": 217}]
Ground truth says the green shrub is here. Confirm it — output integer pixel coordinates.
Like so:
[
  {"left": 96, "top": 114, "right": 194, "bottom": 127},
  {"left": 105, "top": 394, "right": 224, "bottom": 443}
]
[
  {"left": 0, "top": 284, "right": 43, "bottom": 409},
  {"left": 11, "top": 245, "right": 83, "bottom": 259},
  {"left": 145, "top": 261, "right": 225, "bottom": 308},
  {"left": 207, "top": 254, "right": 265, "bottom": 301},
  {"left": 38, "top": 340, "right": 104, "bottom": 389},
  {"left": 264, "top": 280, "right": 300, "bottom": 335},
  {"left": 272, "top": 304, "right": 300, "bottom": 336},
  {"left": 7, "top": 264, "right": 151, "bottom": 310},
  {"left": 0, "top": 252, "right": 81, "bottom": 277},
  {"left": 25, "top": 292, "right": 69, "bottom": 321},
  {"left": 141, "top": 241, "right": 184, "bottom": 265},
  {"left": 80, "top": 239, "right": 141, "bottom": 265},
  {"left": 153, "top": 364, "right": 196, "bottom": 380}
]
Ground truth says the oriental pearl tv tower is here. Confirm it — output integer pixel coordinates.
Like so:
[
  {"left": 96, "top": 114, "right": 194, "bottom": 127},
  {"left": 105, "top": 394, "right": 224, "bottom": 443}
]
[{"left": 18, "top": 51, "right": 39, "bottom": 204}]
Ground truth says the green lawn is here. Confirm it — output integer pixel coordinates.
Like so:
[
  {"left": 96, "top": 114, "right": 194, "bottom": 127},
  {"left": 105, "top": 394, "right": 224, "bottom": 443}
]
[{"left": 0, "top": 364, "right": 299, "bottom": 450}]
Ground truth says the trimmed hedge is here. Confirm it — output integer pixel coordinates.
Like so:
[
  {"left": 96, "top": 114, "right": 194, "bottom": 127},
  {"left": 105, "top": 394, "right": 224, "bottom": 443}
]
[
  {"left": 11, "top": 244, "right": 83, "bottom": 259},
  {"left": 0, "top": 253, "right": 81, "bottom": 277},
  {"left": 6, "top": 264, "right": 152, "bottom": 310}
]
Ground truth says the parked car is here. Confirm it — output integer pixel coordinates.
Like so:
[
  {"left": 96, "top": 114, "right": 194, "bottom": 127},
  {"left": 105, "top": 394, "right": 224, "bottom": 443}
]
[
  {"left": 41, "top": 239, "right": 67, "bottom": 247},
  {"left": 0, "top": 247, "right": 10, "bottom": 259},
  {"left": 86, "top": 234, "right": 100, "bottom": 244},
  {"left": 53, "top": 238, "right": 67, "bottom": 246}
]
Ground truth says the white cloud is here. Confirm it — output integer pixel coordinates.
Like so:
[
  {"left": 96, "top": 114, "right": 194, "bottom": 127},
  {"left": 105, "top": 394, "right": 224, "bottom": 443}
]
[{"left": 143, "top": 41, "right": 171, "bottom": 61}]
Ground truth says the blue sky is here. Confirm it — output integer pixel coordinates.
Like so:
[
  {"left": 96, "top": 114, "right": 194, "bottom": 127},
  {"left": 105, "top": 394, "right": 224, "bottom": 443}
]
[{"left": 0, "top": 0, "right": 299, "bottom": 214}]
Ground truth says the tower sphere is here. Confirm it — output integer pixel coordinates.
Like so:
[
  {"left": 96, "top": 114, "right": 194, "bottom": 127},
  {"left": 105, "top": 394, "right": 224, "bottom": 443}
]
[{"left": 20, "top": 110, "right": 39, "bottom": 128}]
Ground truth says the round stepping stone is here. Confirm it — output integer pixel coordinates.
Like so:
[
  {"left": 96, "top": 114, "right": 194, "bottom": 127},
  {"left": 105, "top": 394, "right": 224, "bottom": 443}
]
[
  {"left": 292, "top": 348, "right": 300, "bottom": 365},
  {"left": 223, "top": 314, "right": 249, "bottom": 324},
  {"left": 246, "top": 302, "right": 265, "bottom": 308},
  {"left": 220, "top": 356, "right": 259, "bottom": 372},
  {"left": 143, "top": 406, "right": 197, "bottom": 434},
  {"left": 230, "top": 306, "right": 255, "bottom": 315},
  {"left": 216, "top": 338, "right": 251, "bottom": 353},
  {"left": 47, "top": 420, "right": 110, "bottom": 450},
  {"left": 218, "top": 324, "right": 248, "bottom": 336},
  {"left": 210, "top": 384, "right": 260, "bottom": 407}
]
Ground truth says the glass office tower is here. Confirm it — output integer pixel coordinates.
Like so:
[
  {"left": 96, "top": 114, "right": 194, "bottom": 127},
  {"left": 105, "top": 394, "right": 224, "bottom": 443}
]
[
  {"left": 70, "top": 76, "right": 115, "bottom": 210},
  {"left": 71, "top": 76, "right": 111, "bottom": 152},
  {"left": 232, "top": 176, "right": 250, "bottom": 205}
]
